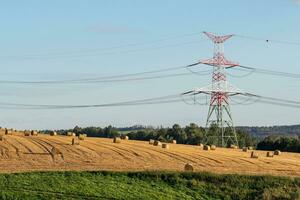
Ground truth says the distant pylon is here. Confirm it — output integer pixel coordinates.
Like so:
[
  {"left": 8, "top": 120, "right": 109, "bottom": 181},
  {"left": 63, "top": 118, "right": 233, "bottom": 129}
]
[{"left": 200, "top": 32, "right": 239, "bottom": 147}]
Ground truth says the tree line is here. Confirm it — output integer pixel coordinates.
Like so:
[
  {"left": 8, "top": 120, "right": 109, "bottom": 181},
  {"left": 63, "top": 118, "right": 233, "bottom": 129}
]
[
  {"left": 237, "top": 125, "right": 300, "bottom": 138},
  {"left": 46, "top": 123, "right": 300, "bottom": 153},
  {"left": 51, "top": 123, "right": 256, "bottom": 148},
  {"left": 256, "top": 135, "right": 300, "bottom": 153}
]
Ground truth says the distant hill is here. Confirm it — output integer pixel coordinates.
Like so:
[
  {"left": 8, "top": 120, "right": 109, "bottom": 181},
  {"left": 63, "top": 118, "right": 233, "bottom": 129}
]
[
  {"left": 237, "top": 125, "right": 300, "bottom": 138},
  {"left": 117, "top": 124, "right": 300, "bottom": 138}
]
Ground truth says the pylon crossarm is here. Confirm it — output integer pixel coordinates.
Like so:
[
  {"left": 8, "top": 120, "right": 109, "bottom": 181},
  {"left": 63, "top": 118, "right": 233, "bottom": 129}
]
[
  {"left": 193, "top": 82, "right": 244, "bottom": 95},
  {"left": 201, "top": 55, "right": 239, "bottom": 67},
  {"left": 203, "top": 31, "right": 234, "bottom": 44}
]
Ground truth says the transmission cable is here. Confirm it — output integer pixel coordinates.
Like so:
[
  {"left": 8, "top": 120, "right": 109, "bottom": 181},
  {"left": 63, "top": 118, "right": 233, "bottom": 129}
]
[
  {"left": 235, "top": 34, "right": 300, "bottom": 46},
  {"left": 0, "top": 93, "right": 184, "bottom": 109},
  {"left": 1, "top": 38, "right": 206, "bottom": 60},
  {"left": 235, "top": 65, "right": 300, "bottom": 79},
  {"left": 0, "top": 62, "right": 203, "bottom": 84},
  {"left": 199, "top": 62, "right": 300, "bottom": 80}
]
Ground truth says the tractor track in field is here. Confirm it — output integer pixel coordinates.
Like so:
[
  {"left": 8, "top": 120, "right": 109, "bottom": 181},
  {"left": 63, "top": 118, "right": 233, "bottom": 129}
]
[
  {"left": 0, "top": 143, "right": 10, "bottom": 159},
  {"left": 3, "top": 139, "right": 21, "bottom": 157},
  {"left": 12, "top": 136, "right": 34, "bottom": 153},
  {"left": 110, "top": 141, "right": 198, "bottom": 164},
  {"left": 161, "top": 144, "right": 228, "bottom": 165},
  {"left": 28, "top": 138, "right": 52, "bottom": 154},
  {"left": 217, "top": 154, "right": 258, "bottom": 166},
  {"left": 239, "top": 158, "right": 257, "bottom": 165},
  {"left": 84, "top": 140, "right": 135, "bottom": 160},
  {"left": 185, "top": 153, "right": 224, "bottom": 166},
  {"left": 145, "top": 147, "right": 198, "bottom": 164},
  {"left": 159, "top": 146, "right": 225, "bottom": 166},
  {"left": 93, "top": 140, "right": 181, "bottom": 164},
  {"left": 45, "top": 137, "right": 98, "bottom": 158},
  {"left": 102, "top": 143, "right": 144, "bottom": 158},
  {"left": 151, "top": 148, "right": 213, "bottom": 166},
  {"left": 272, "top": 160, "right": 300, "bottom": 168},
  {"left": 119, "top": 142, "right": 174, "bottom": 160},
  {"left": 31, "top": 138, "right": 67, "bottom": 162},
  {"left": 101, "top": 141, "right": 243, "bottom": 167},
  {"left": 61, "top": 139, "right": 127, "bottom": 159},
  {"left": 96, "top": 141, "right": 144, "bottom": 157}
]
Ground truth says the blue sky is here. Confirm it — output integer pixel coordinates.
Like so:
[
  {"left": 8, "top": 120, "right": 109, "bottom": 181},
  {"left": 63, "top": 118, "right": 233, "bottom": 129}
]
[{"left": 0, "top": 0, "right": 300, "bottom": 129}]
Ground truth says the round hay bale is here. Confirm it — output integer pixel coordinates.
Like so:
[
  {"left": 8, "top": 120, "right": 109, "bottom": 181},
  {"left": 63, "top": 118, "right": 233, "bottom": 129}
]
[
  {"left": 197, "top": 143, "right": 204, "bottom": 148},
  {"left": 274, "top": 150, "right": 281, "bottom": 156},
  {"left": 242, "top": 147, "right": 248, "bottom": 152},
  {"left": 120, "top": 135, "right": 129, "bottom": 140},
  {"left": 5, "top": 129, "right": 12, "bottom": 135},
  {"left": 31, "top": 130, "right": 38, "bottom": 136},
  {"left": 203, "top": 145, "right": 211, "bottom": 151},
  {"left": 83, "top": 134, "right": 87, "bottom": 137},
  {"left": 113, "top": 137, "right": 121, "bottom": 143},
  {"left": 24, "top": 131, "right": 31, "bottom": 137},
  {"left": 162, "top": 143, "right": 169, "bottom": 149},
  {"left": 230, "top": 144, "right": 238, "bottom": 149},
  {"left": 67, "top": 132, "right": 75, "bottom": 137},
  {"left": 50, "top": 131, "right": 57, "bottom": 136},
  {"left": 149, "top": 139, "right": 155, "bottom": 145},
  {"left": 248, "top": 146, "right": 254, "bottom": 150},
  {"left": 251, "top": 151, "right": 259, "bottom": 159},
  {"left": 184, "top": 163, "right": 194, "bottom": 172},
  {"left": 267, "top": 152, "right": 274, "bottom": 157},
  {"left": 78, "top": 134, "right": 85, "bottom": 141},
  {"left": 171, "top": 140, "right": 177, "bottom": 144},
  {"left": 210, "top": 145, "right": 217, "bottom": 150},
  {"left": 153, "top": 140, "right": 162, "bottom": 146}
]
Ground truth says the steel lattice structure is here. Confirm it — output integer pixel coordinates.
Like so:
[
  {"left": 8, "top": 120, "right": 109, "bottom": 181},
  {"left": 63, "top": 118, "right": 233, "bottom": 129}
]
[{"left": 195, "top": 32, "right": 241, "bottom": 147}]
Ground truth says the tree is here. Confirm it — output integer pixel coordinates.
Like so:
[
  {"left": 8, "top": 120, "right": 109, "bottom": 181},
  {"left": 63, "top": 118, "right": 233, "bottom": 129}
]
[
  {"left": 184, "top": 123, "right": 204, "bottom": 145},
  {"left": 103, "top": 125, "right": 119, "bottom": 138}
]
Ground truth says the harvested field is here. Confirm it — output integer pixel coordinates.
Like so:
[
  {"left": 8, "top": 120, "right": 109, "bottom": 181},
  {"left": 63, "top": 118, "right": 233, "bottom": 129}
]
[{"left": 0, "top": 133, "right": 299, "bottom": 177}]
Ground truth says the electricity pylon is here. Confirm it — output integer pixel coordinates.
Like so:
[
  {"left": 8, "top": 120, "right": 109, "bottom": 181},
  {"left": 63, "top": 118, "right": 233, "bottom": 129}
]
[{"left": 194, "top": 32, "right": 242, "bottom": 147}]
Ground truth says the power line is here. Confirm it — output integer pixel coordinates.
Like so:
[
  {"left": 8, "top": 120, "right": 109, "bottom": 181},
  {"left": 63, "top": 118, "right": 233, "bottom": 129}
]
[
  {"left": 3, "top": 31, "right": 300, "bottom": 60},
  {"left": 231, "top": 94, "right": 300, "bottom": 108},
  {"left": 235, "top": 34, "right": 300, "bottom": 46},
  {"left": 0, "top": 62, "right": 205, "bottom": 84},
  {"left": 1, "top": 88, "right": 300, "bottom": 110},
  {"left": 235, "top": 65, "right": 300, "bottom": 79},
  {"left": 0, "top": 92, "right": 213, "bottom": 109},
  {"left": 197, "top": 61, "right": 300, "bottom": 80},
  {"left": 0, "top": 72, "right": 192, "bottom": 84},
  {"left": 23, "top": 40, "right": 204, "bottom": 60},
  {"left": 0, "top": 93, "right": 185, "bottom": 109},
  {"left": 0, "top": 35, "right": 205, "bottom": 60},
  {"left": 243, "top": 93, "right": 300, "bottom": 105}
]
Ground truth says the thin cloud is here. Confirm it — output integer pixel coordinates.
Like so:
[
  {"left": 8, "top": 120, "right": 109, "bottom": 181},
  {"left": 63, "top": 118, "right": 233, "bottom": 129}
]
[{"left": 293, "top": 0, "right": 300, "bottom": 5}]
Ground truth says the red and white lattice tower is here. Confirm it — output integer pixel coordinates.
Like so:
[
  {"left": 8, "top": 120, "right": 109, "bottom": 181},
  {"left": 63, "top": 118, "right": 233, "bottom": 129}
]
[{"left": 201, "top": 32, "right": 240, "bottom": 147}]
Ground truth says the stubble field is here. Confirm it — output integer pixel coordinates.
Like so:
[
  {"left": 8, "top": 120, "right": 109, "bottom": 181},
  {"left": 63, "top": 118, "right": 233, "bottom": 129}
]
[{"left": 0, "top": 131, "right": 299, "bottom": 177}]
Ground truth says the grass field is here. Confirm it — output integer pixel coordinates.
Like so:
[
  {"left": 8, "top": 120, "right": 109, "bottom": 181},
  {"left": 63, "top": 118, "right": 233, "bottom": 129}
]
[{"left": 0, "top": 171, "right": 299, "bottom": 200}]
